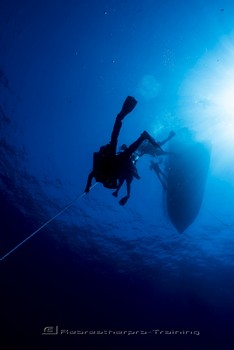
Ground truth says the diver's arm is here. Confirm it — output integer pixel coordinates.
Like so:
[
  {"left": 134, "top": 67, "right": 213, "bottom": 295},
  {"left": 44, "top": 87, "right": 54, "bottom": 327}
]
[{"left": 84, "top": 171, "right": 94, "bottom": 193}]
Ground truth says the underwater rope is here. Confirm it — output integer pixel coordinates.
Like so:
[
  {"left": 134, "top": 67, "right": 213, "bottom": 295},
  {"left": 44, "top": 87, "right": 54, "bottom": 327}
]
[
  {"left": 204, "top": 207, "right": 231, "bottom": 228},
  {"left": 0, "top": 183, "right": 98, "bottom": 261}
]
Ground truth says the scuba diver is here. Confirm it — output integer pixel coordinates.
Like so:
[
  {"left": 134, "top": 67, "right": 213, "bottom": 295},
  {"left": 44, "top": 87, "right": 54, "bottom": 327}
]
[
  {"left": 150, "top": 160, "right": 168, "bottom": 190},
  {"left": 136, "top": 130, "right": 176, "bottom": 158},
  {"left": 84, "top": 96, "right": 163, "bottom": 204}
]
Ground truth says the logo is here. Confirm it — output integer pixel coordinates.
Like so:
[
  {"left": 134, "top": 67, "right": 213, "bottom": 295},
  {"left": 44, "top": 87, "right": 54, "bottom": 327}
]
[{"left": 42, "top": 326, "right": 59, "bottom": 335}]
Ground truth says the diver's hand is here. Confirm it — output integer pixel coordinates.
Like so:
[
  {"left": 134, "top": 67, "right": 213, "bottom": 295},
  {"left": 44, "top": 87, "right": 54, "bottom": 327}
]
[{"left": 84, "top": 186, "right": 90, "bottom": 194}]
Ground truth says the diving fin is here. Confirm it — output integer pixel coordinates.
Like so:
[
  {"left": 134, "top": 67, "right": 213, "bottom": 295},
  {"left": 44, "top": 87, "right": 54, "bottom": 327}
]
[
  {"left": 112, "top": 190, "right": 118, "bottom": 197},
  {"left": 119, "top": 96, "right": 137, "bottom": 119},
  {"left": 141, "top": 131, "right": 163, "bottom": 151},
  {"left": 119, "top": 195, "right": 129, "bottom": 206}
]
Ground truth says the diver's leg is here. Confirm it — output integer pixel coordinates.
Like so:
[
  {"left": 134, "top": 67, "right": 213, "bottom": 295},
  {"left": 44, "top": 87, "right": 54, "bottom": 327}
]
[
  {"left": 126, "top": 131, "right": 162, "bottom": 158},
  {"left": 112, "top": 177, "right": 124, "bottom": 197},
  {"left": 158, "top": 172, "right": 167, "bottom": 190},
  {"left": 109, "top": 115, "right": 123, "bottom": 154},
  {"left": 157, "top": 167, "right": 168, "bottom": 182},
  {"left": 119, "top": 177, "right": 131, "bottom": 206},
  {"left": 160, "top": 170, "right": 168, "bottom": 181},
  {"left": 119, "top": 195, "right": 129, "bottom": 206},
  {"left": 126, "top": 178, "right": 131, "bottom": 197},
  {"left": 157, "top": 173, "right": 164, "bottom": 188},
  {"left": 109, "top": 96, "right": 137, "bottom": 154}
]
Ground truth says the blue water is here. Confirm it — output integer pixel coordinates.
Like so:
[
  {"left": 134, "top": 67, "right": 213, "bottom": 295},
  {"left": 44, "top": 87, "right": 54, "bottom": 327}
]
[{"left": 1, "top": 1, "right": 234, "bottom": 349}]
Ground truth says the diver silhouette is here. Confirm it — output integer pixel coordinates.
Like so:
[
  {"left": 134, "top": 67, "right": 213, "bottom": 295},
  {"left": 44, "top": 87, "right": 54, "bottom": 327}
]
[
  {"left": 150, "top": 160, "right": 168, "bottom": 190},
  {"left": 84, "top": 96, "right": 162, "bottom": 205}
]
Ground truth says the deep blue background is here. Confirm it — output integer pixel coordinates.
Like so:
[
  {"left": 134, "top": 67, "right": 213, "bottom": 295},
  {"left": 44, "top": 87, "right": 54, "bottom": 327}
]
[{"left": 1, "top": 1, "right": 234, "bottom": 349}]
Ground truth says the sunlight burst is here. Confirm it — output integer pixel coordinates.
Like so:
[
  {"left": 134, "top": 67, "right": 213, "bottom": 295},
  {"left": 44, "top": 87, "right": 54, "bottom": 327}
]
[{"left": 179, "top": 33, "right": 234, "bottom": 173}]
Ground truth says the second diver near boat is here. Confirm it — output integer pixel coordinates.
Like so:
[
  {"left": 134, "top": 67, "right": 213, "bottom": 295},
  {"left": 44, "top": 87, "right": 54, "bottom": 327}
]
[{"left": 150, "top": 160, "right": 168, "bottom": 190}]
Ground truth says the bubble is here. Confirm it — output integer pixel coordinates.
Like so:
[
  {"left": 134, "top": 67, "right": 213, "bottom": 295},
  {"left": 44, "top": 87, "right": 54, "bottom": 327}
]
[{"left": 137, "top": 75, "right": 161, "bottom": 100}]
